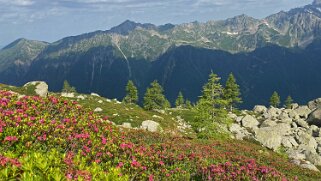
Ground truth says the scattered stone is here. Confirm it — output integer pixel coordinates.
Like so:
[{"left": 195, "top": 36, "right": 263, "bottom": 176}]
[
  {"left": 254, "top": 124, "right": 291, "bottom": 150},
  {"left": 305, "top": 152, "right": 321, "bottom": 166},
  {"left": 141, "top": 120, "right": 161, "bottom": 132},
  {"left": 253, "top": 105, "right": 267, "bottom": 114},
  {"left": 77, "top": 95, "right": 85, "bottom": 100},
  {"left": 287, "top": 150, "right": 306, "bottom": 160},
  {"left": 61, "top": 92, "right": 75, "bottom": 98},
  {"left": 260, "top": 119, "right": 277, "bottom": 127},
  {"left": 300, "top": 163, "right": 320, "bottom": 172},
  {"left": 235, "top": 116, "right": 243, "bottom": 123},
  {"left": 241, "top": 115, "right": 259, "bottom": 129},
  {"left": 98, "top": 100, "right": 103, "bottom": 103},
  {"left": 91, "top": 93, "right": 100, "bottom": 97},
  {"left": 94, "top": 107, "right": 103, "bottom": 112},
  {"left": 291, "top": 103, "right": 299, "bottom": 110},
  {"left": 295, "top": 131, "right": 317, "bottom": 150},
  {"left": 295, "top": 106, "right": 311, "bottom": 119},
  {"left": 295, "top": 119, "right": 310, "bottom": 129},
  {"left": 121, "top": 122, "right": 132, "bottom": 129},
  {"left": 308, "top": 98, "right": 321, "bottom": 110},
  {"left": 229, "top": 124, "right": 251, "bottom": 140},
  {"left": 152, "top": 115, "right": 164, "bottom": 120}
]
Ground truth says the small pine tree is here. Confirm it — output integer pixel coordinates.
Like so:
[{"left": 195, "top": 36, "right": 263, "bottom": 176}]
[
  {"left": 62, "top": 80, "right": 76, "bottom": 93},
  {"left": 284, "top": 95, "right": 293, "bottom": 109},
  {"left": 270, "top": 91, "right": 281, "bottom": 108},
  {"left": 185, "top": 99, "right": 192, "bottom": 109},
  {"left": 223, "top": 73, "right": 242, "bottom": 111},
  {"left": 123, "top": 80, "right": 138, "bottom": 104},
  {"left": 175, "top": 91, "right": 185, "bottom": 108},
  {"left": 143, "top": 80, "right": 170, "bottom": 110}
]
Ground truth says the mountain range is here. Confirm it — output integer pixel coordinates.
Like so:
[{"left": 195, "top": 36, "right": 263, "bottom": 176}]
[{"left": 1, "top": 1, "right": 321, "bottom": 108}]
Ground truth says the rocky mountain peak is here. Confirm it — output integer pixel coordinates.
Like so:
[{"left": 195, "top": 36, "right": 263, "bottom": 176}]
[{"left": 109, "top": 20, "right": 156, "bottom": 35}]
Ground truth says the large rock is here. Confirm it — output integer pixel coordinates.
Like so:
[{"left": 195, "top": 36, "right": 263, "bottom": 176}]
[
  {"left": 308, "top": 98, "right": 321, "bottom": 110},
  {"left": 23, "top": 81, "right": 48, "bottom": 97},
  {"left": 266, "top": 107, "right": 281, "bottom": 119},
  {"left": 295, "top": 119, "right": 309, "bottom": 129},
  {"left": 307, "top": 108, "right": 321, "bottom": 127},
  {"left": 305, "top": 152, "right": 321, "bottom": 166},
  {"left": 295, "top": 106, "right": 311, "bottom": 119},
  {"left": 254, "top": 123, "right": 291, "bottom": 150},
  {"left": 141, "top": 120, "right": 161, "bottom": 132},
  {"left": 241, "top": 115, "right": 259, "bottom": 129},
  {"left": 260, "top": 119, "right": 277, "bottom": 128},
  {"left": 229, "top": 124, "right": 251, "bottom": 140},
  {"left": 253, "top": 105, "right": 267, "bottom": 114},
  {"left": 295, "top": 130, "right": 318, "bottom": 150}
]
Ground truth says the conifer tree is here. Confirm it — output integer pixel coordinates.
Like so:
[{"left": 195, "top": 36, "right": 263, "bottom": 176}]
[
  {"left": 195, "top": 72, "right": 227, "bottom": 122},
  {"left": 175, "top": 91, "right": 185, "bottom": 108},
  {"left": 123, "top": 80, "right": 138, "bottom": 104},
  {"left": 223, "top": 73, "right": 242, "bottom": 111},
  {"left": 185, "top": 99, "right": 192, "bottom": 109},
  {"left": 62, "top": 80, "right": 76, "bottom": 93},
  {"left": 143, "top": 80, "right": 170, "bottom": 110},
  {"left": 284, "top": 95, "right": 293, "bottom": 109},
  {"left": 270, "top": 91, "right": 281, "bottom": 108}
]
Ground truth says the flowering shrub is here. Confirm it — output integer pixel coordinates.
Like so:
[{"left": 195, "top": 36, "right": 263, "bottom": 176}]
[{"left": 0, "top": 90, "right": 318, "bottom": 180}]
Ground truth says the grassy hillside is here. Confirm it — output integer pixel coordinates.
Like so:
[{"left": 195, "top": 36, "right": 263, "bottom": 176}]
[{"left": 0, "top": 84, "right": 321, "bottom": 180}]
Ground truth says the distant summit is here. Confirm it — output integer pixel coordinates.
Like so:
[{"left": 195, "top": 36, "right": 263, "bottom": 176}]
[{"left": 109, "top": 20, "right": 156, "bottom": 35}]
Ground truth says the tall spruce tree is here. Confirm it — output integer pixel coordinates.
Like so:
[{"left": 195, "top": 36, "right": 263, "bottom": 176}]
[
  {"left": 270, "top": 91, "right": 281, "bottom": 108},
  {"left": 123, "top": 80, "right": 138, "bottom": 104},
  {"left": 284, "top": 95, "right": 293, "bottom": 109},
  {"left": 193, "top": 72, "right": 229, "bottom": 139},
  {"left": 143, "top": 80, "right": 170, "bottom": 110},
  {"left": 223, "top": 73, "right": 242, "bottom": 111},
  {"left": 175, "top": 91, "right": 185, "bottom": 108},
  {"left": 195, "top": 72, "right": 227, "bottom": 122}
]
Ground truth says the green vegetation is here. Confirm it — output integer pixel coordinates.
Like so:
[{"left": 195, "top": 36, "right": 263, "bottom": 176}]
[
  {"left": 270, "top": 91, "right": 281, "bottom": 108},
  {"left": 175, "top": 91, "right": 185, "bottom": 108},
  {"left": 284, "top": 95, "right": 293, "bottom": 109},
  {"left": 143, "top": 80, "right": 170, "bottom": 110},
  {"left": 0, "top": 90, "right": 320, "bottom": 180},
  {"left": 123, "top": 80, "right": 138, "bottom": 105},
  {"left": 223, "top": 73, "right": 242, "bottom": 111},
  {"left": 192, "top": 72, "right": 230, "bottom": 139},
  {"left": 62, "top": 80, "right": 76, "bottom": 93}
]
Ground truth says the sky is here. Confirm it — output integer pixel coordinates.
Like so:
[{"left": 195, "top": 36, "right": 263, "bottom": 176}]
[{"left": 0, "top": 0, "right": 313, "bottom": 48}]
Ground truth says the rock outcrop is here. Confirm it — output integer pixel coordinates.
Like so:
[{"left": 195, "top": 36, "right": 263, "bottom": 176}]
[
  {"left": 229, "top": 98, "right": 321, "bottom": 171},
  {"left": 23, "top": 81, "right": 48, "bottom": 97}
]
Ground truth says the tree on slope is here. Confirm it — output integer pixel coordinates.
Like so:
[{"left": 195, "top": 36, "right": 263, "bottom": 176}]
[
  {"left": 143, "top": 80, "right": 170, "bottom": 110},
  {"left": 62, "top": 80, "right": 76, "bottom": 93},
  {"left": 123, "top": 80, "right": 138, "bottom": 104},
  {"left": 284, "top": 95, "right": 293, "bottom": 109},
  {"left": 223, "top": 73, "right": 242, "bottom": 111},
  {"left": 193, "top": 72, "right": 229, "bottom": 139},
  {"left": 175, "top": 91, "right": 185, "bottom": 108},
  {"left": 270, "top": 91, "right": 281, "bottom": 108}
]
